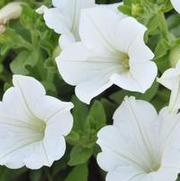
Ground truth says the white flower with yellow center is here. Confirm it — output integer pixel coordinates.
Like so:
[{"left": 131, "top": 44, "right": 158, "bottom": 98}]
[
  {"left": 171, "top": 0, "right": 180, "bottom": 13},
  {"left": 56, "top": 7, "right": 157, "bottom": 104},
  {"left": 158, "top": 61, "right": 180, "bottom": 113},
  {"left": 0, "top": 75, "right": 73, "bottom": 169},
  {"left": 97, "top": 96, "right": 180, "bottom": 181}
]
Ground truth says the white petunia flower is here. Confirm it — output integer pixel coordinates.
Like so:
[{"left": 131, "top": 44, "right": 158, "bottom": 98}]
[
  {"left": 0, "top": 2, "right": 22, "bottom": 33},
  {"left": 97, "top": 96, "right": 180, "bottom": 181},
  {"left": 0, "top": 75, "right": 73, "bottom": 169},
  {"left": 171, "top": 0, "right": 180, "bottom": 13},
  {"left": 158, "top": 61, "right": 180, "bottom": 113},
  {"left": 56, "top": 7, "right": 157, "bottom": 104},
  {"left": 36, "top": 0, "right": 95, "bottom": 47}
]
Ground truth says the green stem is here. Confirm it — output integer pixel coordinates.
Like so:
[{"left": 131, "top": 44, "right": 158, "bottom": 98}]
[{"left": 158, "top": 12, "right": 170, "bottom": 41}]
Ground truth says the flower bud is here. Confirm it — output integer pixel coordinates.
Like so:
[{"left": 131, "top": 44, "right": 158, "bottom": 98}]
[
  {"left": 131, "top": 4, "right": 143, "bottom": 17},
  {"left": 0, "top": 2, "right": 22, "bottom": 33}
]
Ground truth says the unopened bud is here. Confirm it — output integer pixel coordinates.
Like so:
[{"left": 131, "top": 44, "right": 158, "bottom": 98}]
[
  {"left": 36, "top": 5, "right": 48, "bottom": 15},
  {"left": 0, "top": 2, "right": 22, "bottom": 33},
  {"left": 131, "top": 4, "right": 143, "bottom": 17}
]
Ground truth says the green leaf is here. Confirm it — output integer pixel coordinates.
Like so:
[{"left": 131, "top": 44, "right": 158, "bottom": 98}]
[
  {"left": 67, "top": 99, "right": 106, "bottom": 151},
  {"left": 30, "top": 170, "right": 43, "bottom": 181},
  {"left": 154, "top": 38, "right": 170, "bottom": 59},
  {"left": 72, "top": 96, "right": 89, "bottom": 132},
  {"left": 68, "top": 146, "right": 93, "bottom": 166},
  {"left": 152, "top": 88, "right": 170, "bottom": 111},
  {"left": 10, "top": 51, "right": 30, "bottom": 75},
  {"left": 110, "top": 81, "right": 159, "bottom": 104},
  {"left": 85, "top": 101, "right": 107, "bottom": 132},
  {"left": 65, "top": 164, "right": 88, "bottom": 181},
  {"left": 167, "top": 14, "right": 180, "bottom": 37},
  {"left": 118, "top": 5, "right": 131, "bottom": 15},
  {"left": 155, "top": 54, "right": 171, "bottom": 73},
  {"left": 100, "top": 98, "right": 117, "bottom": 121}
]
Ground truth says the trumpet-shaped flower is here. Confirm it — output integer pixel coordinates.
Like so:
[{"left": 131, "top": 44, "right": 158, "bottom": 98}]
[
  {"left": 0, "top": 2, "right": 22, "bottom": 33},
  {"left": 171, "top": 0, "right": 180, "bottom": 13},
  {"left": 56, "top": 7, "right": 157, "bottom": 104},
  {"left": 36, "top": 0, "right": 95, "bottom": 45},
  {"left": 0, "top": 75, "right": 73, "bottom": 169},
  {"left": 97, "top": 96, "right": 180, "bottom": 181},
  {"left": 158, "top": 61, "right": 180, "bottom": 113}
]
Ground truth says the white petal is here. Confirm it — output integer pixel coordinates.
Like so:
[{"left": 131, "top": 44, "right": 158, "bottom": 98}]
[
  {"left": 151, "top": 168, "right": 179, "bottom": 181},
  {"left": 128, "top": 30, "right": 154, "bottom": 62},
  {"left": 79, "top": 7, "right": 126, "bottom": 54},
  {"left": 111, "top": 72, "right": 140, "bottom": 93},
  {"left": 22, "top": 141, "right": 57, "bottom": 169},
  {"left": 0, "top": 124, "right": 47, "bottom": 169},
  {"left": 53, "top": 0, "right": 95, "bottom": 10},
  {"left": 41, "top": 136, "right": 66, "bottom": 167},
  {"left": 159, "top": 108, "right": 180, "bottom": 171},
  {"left": 106, "top": 166, "right": 145, "bottom": 181},
  {"left": 97, "top": 2, "right": 122, "bottom": 13},
  {"left": 75, "top": 77, "right": 113, "bottom": 104},
  {"left": 0, "top": 87, "right": 31, "bottom": 122},
  {"left": 0, "top": 74, "right": 45, "bottom": 122},
  {"left": 168, "top": 80, "right": 180, "bottom": 113},
  {"left": 43, "top": 7, "right": 72, "bottom": 35},
  {"left": 158, "top": 62, "right": 180, "bottom": 113},
  {"left": 45, "top": 108, "right": 74, "bottom": 136},
  {"left": 129, "top": 61, "right": 157, "bottom": 93},
  {"left": 112, "top": 17, "right": 147, "bottom": 53},
  {"left": 80, "top": 12, "right": 146, "bottom": 55},
  {"left": 106, "top": 168, "right": 178, "bottom": 181},
  {"left": 59, "top": 34, "right": 75, "bottom": 49},
  {"left": 171, "top": 0, "right": 180, "bottom": 13},
  {"left": 110, "top": 62, "right": 156, "bottom": 93},
  {"left": 97, "top": 97, "right": 160, "bottom": 175},
  {"left": 158, "top": 107, "right": 180, "bottom": 146},
  {"left": 0, "top": 75, "right": 73, "bottom": 169},
  {"left": 52, "top": 0, "right": 61, "bottom": 8},
  {"left": 30, "top": 95, "right": 73, "bottom": 122},
  {"left": 57, "top": 42, "right": 121, "bottom": 104},
  {"left": 12, "top": 75, "right": 46, "bottom": 112},
  {"left": 30, "top": 95, "right": 73, "bottom": 135},
  {"left": 97, "top": 97, "right": 180, "bottom": 181},
  {"left": 53, "top": 0, "right": 95, "bottom": 39},
  {"left": 157, "top": 68, "right": 178, "bottom": 90}
]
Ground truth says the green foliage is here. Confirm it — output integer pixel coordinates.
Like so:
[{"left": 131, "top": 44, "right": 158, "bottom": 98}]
[
  {"left": 110, "top": 81, "right": 159, "bottom": 104},
  {"left": 67, "top": 97, "right": 107, "bottom": 166},
  {"left": 0, "top": 0, "right": 180, "bottom": 180},
  {"left": 65, "top": 164, "right": 88, "bottom": 181},
  {"left": 68, "top": 146, "right": 93, "bottom": 166},
  {"left": 118, "top": 0, "right": 177, "bottom": 74}
]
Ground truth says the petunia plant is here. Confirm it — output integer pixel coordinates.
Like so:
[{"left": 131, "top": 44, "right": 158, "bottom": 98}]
[{"left": 0, "top": 0, "right": 180, "bottom": 181}]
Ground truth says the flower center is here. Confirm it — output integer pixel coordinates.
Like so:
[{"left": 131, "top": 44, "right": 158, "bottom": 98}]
[
  {"left": 120, "top": 53, "right": 130, "bottom": 70},
  {"left": 31, "top": 117, "right": 46, "bottom": 141},
  {"left": 145, "top": 161, "right": 161, "bottom": 173}
]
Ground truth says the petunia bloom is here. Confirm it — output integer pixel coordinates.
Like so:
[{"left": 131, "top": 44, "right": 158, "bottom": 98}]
[
  {"left": 158, "top": 61, "right": 180, "bottom": 113},
  {"left": 97, "top": 96, "right": 180, "bottom": 181},
  {"left": 0, "top": 2, "right": 22, "bottom": 33},
  {"left": 171, "top": 0, "right": 180, "bottom": 13},
  {"left": 36, "top": 0, "right": 95, "bottom": 46},
  {"left": 56, "top": 7, "right": 157, "bottom": 104},
  {"left": 0, "top": 75, "right": 73, "bottom": 169}
]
